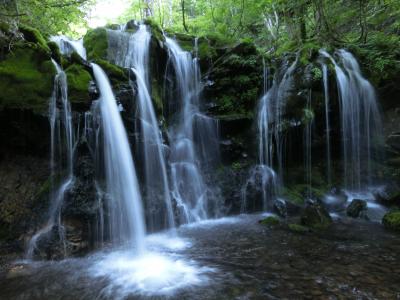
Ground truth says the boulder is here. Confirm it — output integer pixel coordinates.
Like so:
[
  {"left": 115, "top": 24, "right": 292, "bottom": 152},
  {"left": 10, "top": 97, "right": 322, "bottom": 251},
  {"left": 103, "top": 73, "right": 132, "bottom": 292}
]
[
  {"left": 273, "top": 198, "right": 287, "bottom": 218},
  {"left": 259, "top": 216, "right": 280, "bottom": 226},
  {"left": 301, "top": 201, "right": 332, "bottom": 229},
  {"left": 346, "top": 199, "right": 368, "bottom": 218},
  {"left": 382, "top": 211, "right": 400, "bottom": 231}
]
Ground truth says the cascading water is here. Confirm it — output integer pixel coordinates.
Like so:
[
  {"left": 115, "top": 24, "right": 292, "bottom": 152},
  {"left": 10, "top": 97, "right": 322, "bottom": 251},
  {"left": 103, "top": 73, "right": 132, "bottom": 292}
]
[
  {"left": 165, "top": 37, "right": 220, "bottom": 223},
  {"left": 50, "top": 36, "right": 87, "bottom": 60},
  {"left": 107, "top": 25, "right": 175, "bottom": 231},
  {"left": 91, "top": 63, "right": 146, "bottom": 252},
  {"left": 241, "top": 58, "right": 298, "bottom": 212},
  {"left": 26, "top": 60, "right": 75, "bottom": 259},
  {"left": 321, "top": 62, "right": 332, "bottom": 185},
  {"left": 319, "top": 49, "right": 383, "bottom": 190},
  {"left": 241, "top": 64, "right": 279, "bottom": 212},
  {"left": 303, "top": 90, "right": 314, "bottom": 198}
]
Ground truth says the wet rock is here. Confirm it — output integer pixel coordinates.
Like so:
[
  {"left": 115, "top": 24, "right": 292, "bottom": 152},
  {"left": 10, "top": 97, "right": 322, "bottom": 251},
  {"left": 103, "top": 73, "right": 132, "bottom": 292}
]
[
  {"left": 382, "top": 211, "right": 400, "bottom": 231},
  {"left": 301, "top": 201, "right": 332, "bottom": 229},
  {"left": 386, "top": 133, "right": 400, "bottom": 152},
  {"left": 346, "top": 199, "right": 367, "bottom": 218},
  {"left": 373, "top": 184, "right": 400, "bottom": 207},
  {"left": 126, "top": 20, "right": 139, "bottom": 31},
  {"left": 273, "top": 199, "right": 287, "bottom": 218},
  {"left": 259, "top": 216, "right": 280, "bottom": 226}
]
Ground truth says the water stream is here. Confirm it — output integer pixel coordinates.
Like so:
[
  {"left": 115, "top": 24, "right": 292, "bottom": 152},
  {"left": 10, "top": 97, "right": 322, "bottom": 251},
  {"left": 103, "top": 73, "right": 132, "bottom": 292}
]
[{"left": 26, "top": 60, "right": 76, "bottom": 259}]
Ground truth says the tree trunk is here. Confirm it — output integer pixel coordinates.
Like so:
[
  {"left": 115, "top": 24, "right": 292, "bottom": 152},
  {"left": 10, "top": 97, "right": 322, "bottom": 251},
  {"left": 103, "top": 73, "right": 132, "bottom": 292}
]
[{"left": 181, "top": 0, "right": 189, "bottom": 32}]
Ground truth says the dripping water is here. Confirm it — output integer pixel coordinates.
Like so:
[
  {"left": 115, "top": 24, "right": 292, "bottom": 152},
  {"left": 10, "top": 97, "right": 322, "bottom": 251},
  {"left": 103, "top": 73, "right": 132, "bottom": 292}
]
[{"left": 26, "top": 60, "right": 76, "bottom": 259}]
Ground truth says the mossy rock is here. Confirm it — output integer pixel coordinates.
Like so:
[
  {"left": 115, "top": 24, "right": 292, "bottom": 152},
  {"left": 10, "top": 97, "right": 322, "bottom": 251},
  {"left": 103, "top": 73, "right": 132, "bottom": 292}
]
[
  {"left": 84, "top": 28, "right": 108, "bottom": 60},
  {"left": 288, "top": 223, "right": 309, "bottom": 233},
  {"left": 94, "top": 59, "right": 128, "bottom": 86},
  {"left": 19, "top": 24, "right": 50, "bottom": 53},
  {"left": 301, "top": 202, "right": 332, "bottom": 230},
  {"left": 259, "top": 216, "right": 280, "bottom": 226},
  {"left": 65, "top": 64, "right": 92, "bottom": 105},
  {"left": 47, "top": 41, "right": 62, "bottom": 64},
  {"left": 382, "top": 211, "right": 400, "bottom": 231},
  {"left": 0, "top": 47, "right": 56, "bottom": 113},
  {"left": 144, "top": 18, "right": 165, "bottom": 43}
]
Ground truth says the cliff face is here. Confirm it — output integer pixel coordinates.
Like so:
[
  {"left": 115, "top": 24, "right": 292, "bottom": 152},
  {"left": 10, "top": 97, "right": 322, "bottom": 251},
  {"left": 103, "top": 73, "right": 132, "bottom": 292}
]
[{"left": 0, "top": 20, "right": 399, "bottom": 258}]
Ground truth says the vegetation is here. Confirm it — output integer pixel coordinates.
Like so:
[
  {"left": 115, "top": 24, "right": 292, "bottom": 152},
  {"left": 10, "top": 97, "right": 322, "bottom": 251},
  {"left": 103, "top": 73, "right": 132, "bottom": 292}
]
[{"left": 382, "top": 211, "right": 400, "bottom": 231}]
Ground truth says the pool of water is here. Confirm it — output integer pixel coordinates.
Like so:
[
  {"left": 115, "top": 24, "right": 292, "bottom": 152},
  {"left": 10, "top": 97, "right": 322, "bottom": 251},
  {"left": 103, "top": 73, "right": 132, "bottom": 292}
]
[{"left": 1, "top": 213, "right": 399, "bottom": 299}]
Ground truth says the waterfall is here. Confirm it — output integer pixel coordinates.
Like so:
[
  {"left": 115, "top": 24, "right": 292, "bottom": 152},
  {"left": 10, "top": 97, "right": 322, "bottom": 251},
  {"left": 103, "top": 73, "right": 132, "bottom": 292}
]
[
  {"left": 107, "top": 25, "right": 175, "bottom": 232},
  {"left": 91, "top": 63, "right": 146, "bottom": 253},
  {"left": 303, "top": 90, "right": 314, "bottom": 198},
  {"left": 321, "top": 63, "right": 332, "bottom": 185},
  {"left": 241, "top": 58, "right": 298, "bottom": 212},
  {"left": 26, "top": 60, "right": 76, "bottom": 259},
  {"left": 50, "top": 36, "right": 87, "bottom": 60},
  {"left": 241, "top": 63, "right": 278, "bottom": 212},
  {"left": 165, "top": 37, "right": 220, "bottom": 223},
  {"left": 320, "top": 49, "right": 383, "bottom": 189}
]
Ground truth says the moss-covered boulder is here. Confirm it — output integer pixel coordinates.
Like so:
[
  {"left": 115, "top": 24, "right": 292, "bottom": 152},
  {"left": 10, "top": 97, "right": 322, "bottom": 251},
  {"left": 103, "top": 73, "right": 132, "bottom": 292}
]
[
  {"left": 0, "top": 47, "right": 55, "bottom": 113},
  {"left": 301, "top": 202, "right": 332, "bottom": 229},
  {"left": 382, "top": 211, "right": 400, "bottom": 231},
  {"left": 259, "top": 215, "right": 280, "bottom": 226},
  {"left": 65, "top": 64, "right": 92, "bottom": 108},
  {"left": 19, "top": 24, "right": 50, "bottom": 53},
  {"left": 94, "top": 59, "right": 128, "bottom": 86},
  {"left": 84, "top": 28, "right": 108, "bottom": 60},
  {"left": 205, "top": 40, "right": 263, "bottom": 118}
]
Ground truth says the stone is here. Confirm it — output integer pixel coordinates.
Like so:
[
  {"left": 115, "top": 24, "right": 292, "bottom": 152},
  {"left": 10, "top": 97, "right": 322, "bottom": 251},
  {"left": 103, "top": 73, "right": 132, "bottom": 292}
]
[
  {"left": 300, "top": 201, "right": 332, "bottom": 229},
  {"left": 259, "top": 216, "right": 280, "bottom": 226},
  {"left": 382, "top": 211, "right": 400, "bottom": 231},
  {"left": 346, "top": 199, "right": 367, "bottom": 218},
  {"left": 273, "top": 198, "right": 287, "bottom": 218}
]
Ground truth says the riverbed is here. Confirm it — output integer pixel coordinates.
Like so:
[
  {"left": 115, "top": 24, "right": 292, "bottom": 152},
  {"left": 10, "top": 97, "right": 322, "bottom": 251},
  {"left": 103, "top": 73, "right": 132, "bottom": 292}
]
[{"left": 0, "top": 213, "right": 399, "bottom": 299}]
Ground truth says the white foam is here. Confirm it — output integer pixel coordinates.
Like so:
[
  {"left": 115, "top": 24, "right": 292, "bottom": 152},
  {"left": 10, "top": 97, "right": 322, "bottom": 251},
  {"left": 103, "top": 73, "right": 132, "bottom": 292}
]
[{"left": 90, "top": 251, "right": 212, "bottom": 298}]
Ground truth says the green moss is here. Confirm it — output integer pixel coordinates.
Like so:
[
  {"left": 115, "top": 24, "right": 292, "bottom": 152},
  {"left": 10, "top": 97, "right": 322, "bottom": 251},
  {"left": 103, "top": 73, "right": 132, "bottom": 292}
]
[
  {"left": 302, "top": 108, "right": 314, "bottom": 125},
  {"left": 65, "top": 64, "right": 92, "bottom": 104},
  {"left": 197, "top": 38, "right": 217, "bottom": 61},
  {"left": 260, "top": 216, "right": 280, "bottom": 226},
  {"left": 288, "top": 223, "right": 309, "bottom": 233},
  {"left": 0, "top": 47, "right": 56, "bottom": 113},
  {"left": 301, "top": 203, "right": 332, "bottom": 230},
  {"left": 95, "top": 59, "right": 128, "bottom": 85},
  {"left": 151, "top": 77, "right": 163, "bottom": 113},
  {"left": 282, "top": 187, "right": 305, "bottom": 205},
  {"left": 231, "top": 162, "right": 244, "bottom": 170},
  {"left": 84, "top": 28, "right": 108, "bottom": 60},
  {"left": 382, "top": 211, "right": 400, "bottom": 231},
  {"left": 143, "top": 18, "right": 165, "bottom": 43},
  {"left": 311, "top": 66, "right": 322, "bottom": 81},
  {"left": 47, "top": 41, "right": 62, "bottom": 64},
  {"left": 19, "top": 24, "right": 51, "bottom": 53}
]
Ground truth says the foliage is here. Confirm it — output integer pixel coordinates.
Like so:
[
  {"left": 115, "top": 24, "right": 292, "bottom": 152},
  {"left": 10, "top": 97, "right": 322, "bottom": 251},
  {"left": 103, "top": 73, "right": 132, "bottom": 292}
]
[
  {"left": 0, "top": 0, "right": 94, "bottom": 37},
  {"left": 117, "top": 0, "right": 400, "bottom": 83}
]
